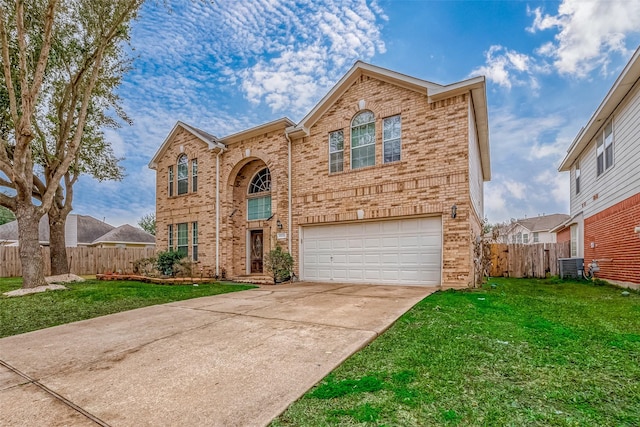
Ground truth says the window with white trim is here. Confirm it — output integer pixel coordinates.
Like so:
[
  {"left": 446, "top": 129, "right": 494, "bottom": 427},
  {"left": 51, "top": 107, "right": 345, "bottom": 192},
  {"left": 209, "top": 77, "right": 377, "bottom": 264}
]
[
  {"left": 597, "top": 121, "right": 613, "bottom": 176},
  {"left": 192, "top": 159, "right": 198, "bottom": 192},
  {"left": 168, "top": 166, "right": 174, "bottom": 197},
  {"left": 383, "top": 115, "right": 401, "bottom": 163},
  {"left": 533, "top": 232, "right": 539, "bottom": 243},
  {"left": 523, "top": 233, "right": 529, "bottom": 244},
  {"left": 351, "top": 110, "right": 375, "bottom": 169},
  {"left": 177, "top": 223, "right": 188, "bottom": 257},
  {"left": 329, "top": 130, "right": 344, "bottom": 173},
  {"left": 167, "top": 224, "right": 173, "bottom": 250},
  {"left": 575, "top": 162, "right": 581, "bottom": 194},
  {"left": 248, "top": 168, "right": 272, "bottom": 220},
  {"left": 570, "top": 225, "right": 578, "bottom": 257},
  {"left": 192, "top": 222, "right": 198, "bottom": 261},
  {"left": 177, "top": 154, "right": 188, "bottom": 195}
]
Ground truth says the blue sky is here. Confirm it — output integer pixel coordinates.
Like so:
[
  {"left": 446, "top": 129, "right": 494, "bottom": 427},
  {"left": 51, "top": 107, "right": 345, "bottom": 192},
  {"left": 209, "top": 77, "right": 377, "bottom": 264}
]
[{"left": 70, "top": 0, "right": 640, "bottom": 226}]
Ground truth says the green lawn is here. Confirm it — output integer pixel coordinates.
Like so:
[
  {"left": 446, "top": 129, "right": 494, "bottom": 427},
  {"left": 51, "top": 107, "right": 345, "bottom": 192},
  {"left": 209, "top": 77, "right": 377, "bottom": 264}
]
[
  {"left": 272, "top": 278, "right": 640, "bottom": 426},
  {"left": 0, "top": 278, "right": 254, "bottom": 338}
]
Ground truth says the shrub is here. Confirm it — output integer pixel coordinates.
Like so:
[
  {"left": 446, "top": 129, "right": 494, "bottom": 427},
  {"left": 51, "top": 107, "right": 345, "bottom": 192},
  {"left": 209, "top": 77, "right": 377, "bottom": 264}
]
[
  {"left": 156, "top": 250, "right": 185, "bottom": 277},
  {"left": 264, "top": 245, "right": 294, "bottom": 283},
  {"left": 133, "top": 257, "right": 158, "bottom": 276}
]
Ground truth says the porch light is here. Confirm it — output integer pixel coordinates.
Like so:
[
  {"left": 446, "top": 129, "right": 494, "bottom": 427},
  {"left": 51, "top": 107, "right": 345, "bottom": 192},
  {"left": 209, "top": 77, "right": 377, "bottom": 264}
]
[
  {"left": 451, "top": 204, "right": 457, "bottom": 219},
  {"left": 276, "top": 219, "right": 283, "bottom": 230}
]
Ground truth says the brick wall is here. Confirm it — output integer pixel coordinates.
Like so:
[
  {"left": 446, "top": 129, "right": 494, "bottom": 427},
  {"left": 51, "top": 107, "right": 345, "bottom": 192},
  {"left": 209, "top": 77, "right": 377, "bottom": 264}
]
[
  {"left": 584, "top": 192, "right": 640, "bottom": 285},
  {"left": 155, "top": 75, "right": 482, "bottom": 288},
  {"left": 291, "top": 75, "right": 477, "bottom": 288},
  {"left": 556, "top": 227, "right": 570, "bottom": 243}
]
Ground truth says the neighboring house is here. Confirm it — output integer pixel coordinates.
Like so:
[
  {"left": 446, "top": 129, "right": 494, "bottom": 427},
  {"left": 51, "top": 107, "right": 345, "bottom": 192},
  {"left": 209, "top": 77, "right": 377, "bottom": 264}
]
[
  {"left": 150, "top": 61, "right": 490, "bottom": 288},
  {"left": 557, "top": 46, "right": 640, "bottom": 287},
  {"left": 90, "top": 224, "right": 156, "bottom": 248},
  {"left": 0, "top": 214, "right": 155, "bottom": 248},
  {"left": 494, "top": 214, "right": 570, "bottom": 244}
]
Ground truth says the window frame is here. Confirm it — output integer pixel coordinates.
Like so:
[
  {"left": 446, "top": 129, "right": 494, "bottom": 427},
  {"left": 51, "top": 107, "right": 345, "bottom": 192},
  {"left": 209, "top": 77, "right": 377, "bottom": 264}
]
[
  {"left": 177, "top": 154, "right": 188, "bottom": 195},
  {"left": 167, "top": 224, "right": 173, "bottom": 250},
  {"left": 176, "top": 222, "right": 188, "bottom": 257},
  {"left": 192, "top": 222, "right": 198, "bottom": 261},
  {"left": 191, "top": 159, "right": 198, "bottom": 193},
  {"left": 350, "top": 110, "right": 376, "bottom": 170},
  {"left": 382, "top": 115, "right": 402, "bottom": 163},
  {"left": 575, "top": 162, "right": 581, "bottom": 194},
  {"left": 168, "top": 166, "right": 174, "bottom": 197},
  {"left": 329, "top": 130, "right": 344, "bottom": 174},
  {"left": 247, "top": 168, "right": 272, "bottom": 221},
  {"left": 596, "top": 120, "right": 614, "bottom": 177},
  {"left": 533, "top": 232, "right": 539, "bottom": 243}
]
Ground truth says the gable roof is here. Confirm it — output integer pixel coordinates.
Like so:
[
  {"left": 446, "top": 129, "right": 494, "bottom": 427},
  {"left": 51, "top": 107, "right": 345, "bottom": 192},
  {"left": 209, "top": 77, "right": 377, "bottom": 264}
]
[
  {"left": 0, "top": 214, "right": 154, "bottom": 246},
  {"left": 218, "top": 117, "right": 295, "bottom": 145},
  {"left": 514, "top": 213, "right": 570, "bottom": 233},
  {"left": 285, "top": 61, "right": 491, "bottom": 180},
  {"left": 149, "top": 121, "right": 226, "bottom": 170},
  {"left": 559, "top": 45, "right": 640, "bottom": 171},
  {"left": 91, "top": 224, "right": 155, "bottom": 245},
  {"left": 76, "top": 215, "right": 117, "bottom": 244}
]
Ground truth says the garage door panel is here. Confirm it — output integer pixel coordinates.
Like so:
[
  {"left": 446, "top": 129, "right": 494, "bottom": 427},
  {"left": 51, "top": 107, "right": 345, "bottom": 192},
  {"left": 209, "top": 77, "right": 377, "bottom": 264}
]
[{"left": 302, "top": 217, "right": 441, "bottom": 286}]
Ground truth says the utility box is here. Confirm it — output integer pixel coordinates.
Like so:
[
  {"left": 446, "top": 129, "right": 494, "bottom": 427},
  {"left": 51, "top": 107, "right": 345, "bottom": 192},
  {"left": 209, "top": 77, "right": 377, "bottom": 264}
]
[{"left": 558, "top": 258, "right": 584, "bottom": 279}]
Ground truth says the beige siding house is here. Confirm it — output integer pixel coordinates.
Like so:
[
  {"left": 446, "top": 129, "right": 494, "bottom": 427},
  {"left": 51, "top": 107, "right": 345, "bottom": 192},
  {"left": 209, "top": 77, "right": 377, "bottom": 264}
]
[{"left": 150, "top": 62, "right": 490, "bottom": 288}]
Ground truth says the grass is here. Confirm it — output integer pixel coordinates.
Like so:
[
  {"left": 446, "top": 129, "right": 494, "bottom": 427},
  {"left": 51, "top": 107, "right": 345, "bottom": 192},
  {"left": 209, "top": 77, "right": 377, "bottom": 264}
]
[
  {"left": 272, "top": 277, "right": 640, "bottom": 426},
  {"left": 0, "top": 277, "right": 254, "bottom": 338}
]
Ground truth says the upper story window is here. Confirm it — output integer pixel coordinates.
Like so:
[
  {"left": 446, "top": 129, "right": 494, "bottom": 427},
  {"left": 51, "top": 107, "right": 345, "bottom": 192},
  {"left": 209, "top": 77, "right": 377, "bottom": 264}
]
[
  {"left": 248, "top": 168, "right": 272, "bottom": 220},
  {"left": 329, "top": 130, "right": 344, "bottom": 173},
  {"left": 177, "top": 154, "right": 188, "bottom": 195},
  {"left": 383, "top": 115, "right": 401, "bottom": 163},
  {"left": 533, "top": 232, "right": 539, "bottom": 243},
  {"left": 168, "top": 166, "right": 174, "bottom": 197},
  {"left": 523, "top": 233, "right": 529, "bottom": 244},
  {"left": 351, "top": 110, "right": 375, "bottom": 169},
  {"left": 191, "top": 159, "right": 198, "bottom": 192},
  {"left": 596, "top": 121, "right": 614, "bottom": 176},
  {"left": 575, "top": 161, "right": 581, "bottom": 194}
]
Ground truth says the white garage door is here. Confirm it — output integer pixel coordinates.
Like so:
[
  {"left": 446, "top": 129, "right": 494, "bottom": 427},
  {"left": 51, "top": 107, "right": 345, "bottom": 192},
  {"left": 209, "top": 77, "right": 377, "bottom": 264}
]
[{"left": 301, "top": 217, "right": 442, "bottom": 286}]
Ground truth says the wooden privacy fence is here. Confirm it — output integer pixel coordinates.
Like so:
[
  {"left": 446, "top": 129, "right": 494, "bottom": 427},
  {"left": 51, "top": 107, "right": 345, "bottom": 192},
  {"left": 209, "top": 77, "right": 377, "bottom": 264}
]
[
  {"left": 0, "top": 247, "right": 156, "bottom": 278},
  {"left": 488, "top": 242, "right": 571, "bottom": 278}
]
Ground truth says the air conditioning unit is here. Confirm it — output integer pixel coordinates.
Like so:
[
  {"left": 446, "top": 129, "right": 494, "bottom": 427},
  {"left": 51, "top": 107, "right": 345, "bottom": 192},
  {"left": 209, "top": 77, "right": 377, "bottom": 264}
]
[{"left": 558, "top": 258, "right": 584, "bottom": 279}]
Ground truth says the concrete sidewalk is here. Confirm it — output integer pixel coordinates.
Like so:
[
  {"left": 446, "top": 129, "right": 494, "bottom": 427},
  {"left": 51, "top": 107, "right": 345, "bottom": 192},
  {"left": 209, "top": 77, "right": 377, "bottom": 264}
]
[{"left": 0, "top": 282, "right": 435, "bottom": 426}]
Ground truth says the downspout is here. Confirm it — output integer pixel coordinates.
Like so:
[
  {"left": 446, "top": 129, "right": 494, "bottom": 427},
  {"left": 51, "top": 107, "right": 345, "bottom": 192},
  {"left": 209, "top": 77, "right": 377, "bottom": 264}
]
[
  {"left": 215, "top": 146, "right": 225, "bottom": 277},
  {"left": 285, "top": 132, "right": 292, "bottom": 253}
]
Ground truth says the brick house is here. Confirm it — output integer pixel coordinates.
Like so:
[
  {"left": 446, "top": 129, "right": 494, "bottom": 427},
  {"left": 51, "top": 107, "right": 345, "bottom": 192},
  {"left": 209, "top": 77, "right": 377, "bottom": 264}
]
[
  {"left": 557, "top": 46, "right": 640, "bottom": 288},
  {"left": 149, "top": 62, "right": 490, "bottom": 288}
]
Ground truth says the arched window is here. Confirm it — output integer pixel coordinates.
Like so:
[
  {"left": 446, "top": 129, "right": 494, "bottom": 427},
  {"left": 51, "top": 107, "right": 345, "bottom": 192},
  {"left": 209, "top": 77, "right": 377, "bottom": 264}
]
[
  {"left": 177, "top": 154, "right": 188, "bottom": 195},
  {"left": 351, "top": 110, "right": 375, "bottom": 169},
  {"left": 247, "top": 168, "right": 271, "bottom": 220}
]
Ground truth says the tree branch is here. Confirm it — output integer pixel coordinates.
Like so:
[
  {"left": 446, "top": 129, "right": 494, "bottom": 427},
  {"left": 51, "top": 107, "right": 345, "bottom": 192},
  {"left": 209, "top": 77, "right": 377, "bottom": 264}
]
[{"left": 0, "top": 6, "right": 18, "bottom": 124}]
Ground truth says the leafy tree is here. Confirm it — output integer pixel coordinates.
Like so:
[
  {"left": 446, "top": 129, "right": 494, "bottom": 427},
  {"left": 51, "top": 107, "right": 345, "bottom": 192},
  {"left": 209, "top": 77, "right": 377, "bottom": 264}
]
[
  {"left": 138, "top": 212, "right": 156, "bottom": 236},
  {"left": 0, "top": 0, "right": 143, "bottom": 288},
  {"left": 0, "top": 205, "right": 14, "bottom": 225}
]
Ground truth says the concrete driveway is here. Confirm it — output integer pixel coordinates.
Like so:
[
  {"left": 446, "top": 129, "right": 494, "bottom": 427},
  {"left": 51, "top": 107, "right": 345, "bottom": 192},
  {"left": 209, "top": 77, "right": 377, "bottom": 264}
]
[{"left": 0, "top": 282, "right": 435, "bottom": 426}]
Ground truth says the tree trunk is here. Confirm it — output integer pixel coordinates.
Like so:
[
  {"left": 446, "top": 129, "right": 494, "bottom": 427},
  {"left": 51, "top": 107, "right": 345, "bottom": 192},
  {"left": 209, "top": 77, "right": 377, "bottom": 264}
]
[
  {"left": 48, "top": 207, "right": 70, "bottom": 275},
  {"left": 16, "top": 203, "right": 47, "bottom": 288}
]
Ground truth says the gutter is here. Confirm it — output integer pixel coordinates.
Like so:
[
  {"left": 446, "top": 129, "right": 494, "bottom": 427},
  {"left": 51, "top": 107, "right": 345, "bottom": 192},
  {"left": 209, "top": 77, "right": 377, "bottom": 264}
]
[{"left": 285, "top": 132, "right": 292, "bottom": 253}]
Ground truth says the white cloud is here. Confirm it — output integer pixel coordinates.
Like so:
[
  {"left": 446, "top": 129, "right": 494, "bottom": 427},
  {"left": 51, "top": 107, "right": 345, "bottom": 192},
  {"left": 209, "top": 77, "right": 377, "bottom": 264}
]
[
  {"left": 469, "top": 45, "right": 543, "bottom": 90},
  {"left": 535, "top": 169, "right": 570, "bottom": 206},
  {"left": 527, "top": 0, "right": 640, "bottom": 76}
]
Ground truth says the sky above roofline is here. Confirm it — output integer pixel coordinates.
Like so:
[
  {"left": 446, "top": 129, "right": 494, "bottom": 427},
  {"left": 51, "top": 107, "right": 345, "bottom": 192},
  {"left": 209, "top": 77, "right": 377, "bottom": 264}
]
[{"left": 52, "top": 0, "right": 640, "bottom": 226}]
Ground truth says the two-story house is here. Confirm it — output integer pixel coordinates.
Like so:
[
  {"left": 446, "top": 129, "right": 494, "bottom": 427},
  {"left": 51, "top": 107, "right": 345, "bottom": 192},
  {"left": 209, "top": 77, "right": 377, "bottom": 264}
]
[
  {"left": 495, "top": 214, "right": 569, "bottom": 244},
  {"left": 149, "top": 61, "right": 490, "bottom": 288},
  {"left": 558, "top": 46, "right": 640, "bottom": 288}
]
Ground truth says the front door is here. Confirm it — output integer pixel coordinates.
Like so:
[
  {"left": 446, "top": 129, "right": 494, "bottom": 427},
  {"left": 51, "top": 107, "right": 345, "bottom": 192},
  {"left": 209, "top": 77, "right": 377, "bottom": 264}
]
[{"left": 250, "top": 230, "right": 263, "bottom": 273}]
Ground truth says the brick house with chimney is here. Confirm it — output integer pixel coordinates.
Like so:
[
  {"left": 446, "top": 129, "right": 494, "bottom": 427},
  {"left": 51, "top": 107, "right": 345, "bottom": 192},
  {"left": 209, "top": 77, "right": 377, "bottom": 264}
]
[{"left": 149, "top": 61, "right": 490, "bottom": 288}]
